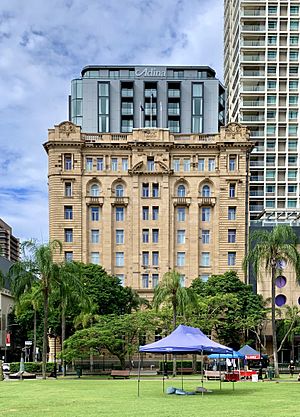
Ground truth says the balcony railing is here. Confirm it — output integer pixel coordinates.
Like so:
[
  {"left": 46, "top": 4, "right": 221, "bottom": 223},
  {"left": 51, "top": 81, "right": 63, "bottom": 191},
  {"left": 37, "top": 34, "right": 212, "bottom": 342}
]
[
  {"left": 243, "top": 101, "right": 265, "bottom": 107},
  {"left": 198, "top": 197, "right": 216, "bottom": 207},
  {"left": 250, "top": 176, "right": 264, "bottom": 182},
  {"left": 173, "top": 197, "right": 191, "bottom": 206},
  {"left": 243, "top": 71, "right": 265, "bottom": 77},
  {"left": 243, "top": 25, "right": 266, "bottom": 31},
  {"left": 111, "top": 196, "right": 129, "bottom": 206},
  {"left": 85, "top": 196, "right": 104, "bottom": 206}
]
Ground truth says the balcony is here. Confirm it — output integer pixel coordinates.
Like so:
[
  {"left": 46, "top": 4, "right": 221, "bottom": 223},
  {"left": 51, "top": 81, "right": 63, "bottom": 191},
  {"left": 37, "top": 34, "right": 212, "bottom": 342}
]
[
  {"left": 250, "top": 205, "right": 264, "bottom": 211},
  {"left": 242, "top": 40, "right": 265, "bottom": 47},
  {"left": 198, "top": 197, "right": 216, "bottom": 207},
  {"left": 250, "top": 176, "right": 264, "bottom": 182},
  {"left": 243, "top": 71, "right": 265, "bottom": 77},
  {"left": 242, "top": 85, "right": 265, "bottom": 92},
  {"left": 250, "top": 190, "right": 264, "bottom": 196},
  {"left": 242, "top": 55, "right": 265, "bottom": 62},
  {"left": 111, "top": 196, "right": 129, "bottom": 206},
  {"left": 85, "top": 196, "right": 104, "bottom": 206},
  {"left": 243, "top": 101, "right": 265, "bottom": 107},
  {"left": 250, "top": 160, "right": 264, "bottom": 166},
  {"left": 242, "top": 25, "right": 266, "bottom": 32},
  {"left": 242, "top": 10, "right": 265, "bottom": 17},
  {"left": 242, "top": 115, "right": 265, "bottom": 122},
  {"left": 173, "top": 197, "right": 191, "bottom": 206},
  {"left": 250, "top": 131, "right": 265, "bottom": 137}
]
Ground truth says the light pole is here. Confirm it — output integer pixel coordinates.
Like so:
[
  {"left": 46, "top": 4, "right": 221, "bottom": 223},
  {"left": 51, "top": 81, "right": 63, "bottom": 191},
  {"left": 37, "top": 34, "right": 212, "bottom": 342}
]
[{"left": 48, "top": 331, "right": 57, "bottom": 378}]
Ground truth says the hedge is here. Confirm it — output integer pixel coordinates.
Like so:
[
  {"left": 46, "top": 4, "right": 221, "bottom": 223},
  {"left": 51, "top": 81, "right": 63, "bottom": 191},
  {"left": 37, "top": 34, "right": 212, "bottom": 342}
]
[
  {"left": 159, "top": 360, "right": 202, "bottom": 372},
  {"left": 9, "top": 362, "right": 55, "bottom": 374}
]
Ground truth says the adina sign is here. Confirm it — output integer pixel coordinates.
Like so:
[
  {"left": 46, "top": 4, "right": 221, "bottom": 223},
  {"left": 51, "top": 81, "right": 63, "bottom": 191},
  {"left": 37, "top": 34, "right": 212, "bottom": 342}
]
[{"left": 135, "top": 67, "right": 166, "bottom": 77}]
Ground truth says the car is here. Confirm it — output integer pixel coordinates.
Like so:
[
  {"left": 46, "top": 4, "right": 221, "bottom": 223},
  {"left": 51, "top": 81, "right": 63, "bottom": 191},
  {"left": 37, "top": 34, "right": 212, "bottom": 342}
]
[{"left": 2, "top": 363, "right": 10, "bottom": 373}]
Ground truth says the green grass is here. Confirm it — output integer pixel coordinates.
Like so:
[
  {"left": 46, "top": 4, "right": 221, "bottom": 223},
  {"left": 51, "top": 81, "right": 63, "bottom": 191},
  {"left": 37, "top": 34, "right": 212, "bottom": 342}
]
[{"left": 0, "top": 377, "right": 299, "bottom": 417}]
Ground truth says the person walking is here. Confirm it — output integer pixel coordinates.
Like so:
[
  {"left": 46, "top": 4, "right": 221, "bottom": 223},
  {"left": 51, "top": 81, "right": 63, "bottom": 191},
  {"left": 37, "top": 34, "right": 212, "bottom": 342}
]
[{"left": 288, "top": 360, "right": 295, "bottom": 377}]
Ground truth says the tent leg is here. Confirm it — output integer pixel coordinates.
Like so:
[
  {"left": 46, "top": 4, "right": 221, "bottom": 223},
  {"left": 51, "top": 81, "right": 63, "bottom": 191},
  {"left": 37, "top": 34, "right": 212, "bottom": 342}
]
[
  {"left": 137, "top": 353, "right": 141, "bottom": 397},
  {"left": 219, "top": 354, "right": 222, "bottom": 390},
  {"left": 162, "top": 354, "right": 165, "bottom": 394},
  {"left": 181, "top": 357, "right": 183, "bottom": 390},
  {"left": 201, "top": 350, "right": 204, "bottom": 397}
]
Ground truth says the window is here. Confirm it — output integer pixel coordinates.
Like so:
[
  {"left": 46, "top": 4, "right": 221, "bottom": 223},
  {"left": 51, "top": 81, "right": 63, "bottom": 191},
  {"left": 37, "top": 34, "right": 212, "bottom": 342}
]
[
  {"left": 289, "top": 111, "right": 298, "bottom": 120},
  {"left": 91, "top": 207, "right": 99, "bottom": 221},
  {"left": 267, "top": 125, "right": 276, "bottom": 135},
  {"left": 290, "top": 20, "right": 299, "bottom": 31},
  {"left": 177, "top": 252, "right": 185, "bottom": 266},
  {"left": 266, "top": 185, "right": 275, "bottom": 193},
  {"left": 168, "top": 119, "right": 180, "bottom": 133},
  {"left": 116, "top": 229, "right": 124, "bottom": 244},
  {"left": 290, "top": 36, "right": 299, "bottom": 46},
  {"left": 142, "top": 183, "right": 149, "bottom": 197},
  {"left": 147, "top": 157, "right": 155, "bottom": 172},
  {"left": 173, "top": 158, "right": 180, "bottom": 172},
  {"left": 152, "top": 274, "right": 159, "bottom": 288},
  {"left": 111, "top": 158, "right": 118, "bottom": 171},
  {"left": 201, "top": 252, "right": 210, "bottom": 266},
  {"left": 116, "top": 274, "right": 125, "bottom": 286},
  {"left": 64, "top": 206, "right": 73, "bottom": 220},
  {"left": 289, "top": 125, "right": 298, "bottom": 136},
  {"left": 152, "top": 251, "right": 159, "bottom": 266},
  {"left": 143, "top": 206, "right": 149, "bottom": 220},
  {"left": 200, "top": 274, "right": 209, "bottom": 282},
  {"left": 267, "top": 66, "right": 276, "bottom": 75},
  {"left": 152, "top": 207, "right": 159, "bottom": 220},
  {"left": 183, "top": 159, "right": 191, "bottom": 172},
  {"left": 116, "top": 252, "right": 124, "bottom": 267},
  {"left": 142, "top": 251, "right": 149, "bottom": 266},
  {"left": 228, "top": 252, "right": 236, "bottom": 266},
  {"left": 202, "top": 185, "right": 211, "bottom": 197},
  {"left": 288, "top": 199, "right": 297, "bottom": 208},
  {"left": 228, "top": 229, "right": 236, "bottom": 243},
  {"left": 267, "top": 80, "right": 276, "bottom": 89},
  {"left": 98, "top": 82, "right": 109, "bottom": 132},
  {"left": 268, "top": 35, "right": 277, "bottom": 45},
  {"left": 288, "top": 185, "right": 297, "bottom": 193},
  {"left": 289, "top": 96, "right": 298, "bottom": 105},
  {"left": 142, "top": 274, "right": 149, "bottom": 288},
  {"left": 192, "top": 82, "right": 203, "bottom": 133},
  {"left": 202, "top": 207, "right": 211, "bottom": 222},
  {"left": 177, "top": 207, "right": 186, "bottom": 221},
  {"left": 152, "top": 183, "right": 159, "bottom": 198},
  {"left": 267, "top": 110, "right": 276, "bottom": 119},
  {"left": 177, "top": 230, "right": 185, "bottom": 244},
  {"left": 228, "top": 207, "right": 236, "bottom": 220},
  {"left": 268, "top": 21, "right": 277, "bottom": 30},
  {"left": 290, "top": 51, "right": 299, "bottom": 61},
  {"left": 229, "top": 183, "right": 236, "bottom": 198},
  {"left": 122, "top": 158, "right": 128, "bottom": 171},
  {"left": 91, "top": 252, "right": 100, "bottom": 264},
  {"left": 267, "top": 95, "right": 276, "bottom": 105},
  {"left": 65, "top": 182, "right": 72, "bottom": 197},
  {"left": 267, "top": 51, "right": 277, "bottom": 60},
  {"left": 91, "top": 229, "right": 99, "bottom": 243},
  {"left": 288, "top": 170, "right": 297, "bottom": 179},
  {"left": 288, "top": 140, "right": 298, "bottom": 150},
  {"left": 65, "top": 251, "right": 73, "bottom": 262},
  {"left": 289, "top": 80, "right": 298, "bottom": 90},
  {"left": 198, "top": 158, "right": 205, "bottom": 171},
  {"left": 291, "top": 6, "right": 299, "bottom": 15},
  {"left": 86, "top": 157, "right": 93, "bottom": 171},
  {"left": 152, "top": 229, "right": 159, "bottom": 243},
  {"left": 90, "top": 184, "right": 100, "bottom": 196},
  {"left": 289, "top": 66, "right": 298, "bottom": 76},
  {"left": 208, "top": 159, "right": 215, "bottom": 172},
  {"left": 64, "top": 228, "right": 73, "bottom": 243},
  {"left": 97, "top": 158, "right": 104, "bottom": 171},
  {"left": 116, "top": 207, "right": 124, "bottom": 221},
  {"left": 115, "top": 184, "right": 124, "bottom": 197},
  {"left": 177, "top": 184, "right": 186, "bottom": 197},
  {"left": 229, "top": 156, "right": 236, "bottom": 171},
  {"left": 64, "top": 154, "right": 72, "bottom": 170},
  {"left": 266, "top": 170, "right": 275, "bottom": 179},
  {"left": 202, "top": 230, "right": 210, "bottom": 244},
  {"left": 142, "top": 229, "right": 149, "bottom": 243},
  {"left": 174, "top": 70, "right": 184, "bottom": 78},
  {"left": 268, "top": 6, "right": 277, "bottom": 14},
  {"left": 179, "top": 275, "right": 185, "bottom": 287}
]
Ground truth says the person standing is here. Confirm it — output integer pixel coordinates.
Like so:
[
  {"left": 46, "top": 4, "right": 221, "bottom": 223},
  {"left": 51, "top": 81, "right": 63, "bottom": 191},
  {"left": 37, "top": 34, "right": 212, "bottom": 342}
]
[{"left": 288, "top": 360, "right": 295, "bottom": 377}]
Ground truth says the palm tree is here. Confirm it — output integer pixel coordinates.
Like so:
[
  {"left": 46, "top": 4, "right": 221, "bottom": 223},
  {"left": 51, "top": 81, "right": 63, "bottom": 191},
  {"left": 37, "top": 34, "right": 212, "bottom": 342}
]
[
  {"left": 14, "top": 283, "right": 43, "bottom": 362},
  {"left": 9, "top": 240, "right": 62, "bottom": 379},
  {"left": 51, "top": 261, "right": 87, "bottom": 376},
  {"left": 153, "top": 270, "right": 196, "bottom": 330},
  {"left": 153, "top": 270, "right": 197, "bottom": 376},
  {"left": 244, "top": 224, "right": 300, "bottom": 377}
]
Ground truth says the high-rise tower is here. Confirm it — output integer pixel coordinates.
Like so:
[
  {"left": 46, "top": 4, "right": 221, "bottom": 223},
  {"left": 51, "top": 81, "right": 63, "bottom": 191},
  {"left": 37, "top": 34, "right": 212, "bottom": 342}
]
[{"left": 224, "top": 1, "right": 300, "bottom": 220}]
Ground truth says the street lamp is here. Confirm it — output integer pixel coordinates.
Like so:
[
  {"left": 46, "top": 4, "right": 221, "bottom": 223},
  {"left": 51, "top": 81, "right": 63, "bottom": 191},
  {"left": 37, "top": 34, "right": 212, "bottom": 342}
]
[{"left": 47, "top": 331, "right": 57, "bottom": 378}]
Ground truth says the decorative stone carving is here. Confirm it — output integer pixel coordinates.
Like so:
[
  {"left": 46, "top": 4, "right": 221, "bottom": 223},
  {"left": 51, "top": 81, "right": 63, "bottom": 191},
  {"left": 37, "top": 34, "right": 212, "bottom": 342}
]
[{"left": 58, "top": 121, "right": 76, "bottom": 136}]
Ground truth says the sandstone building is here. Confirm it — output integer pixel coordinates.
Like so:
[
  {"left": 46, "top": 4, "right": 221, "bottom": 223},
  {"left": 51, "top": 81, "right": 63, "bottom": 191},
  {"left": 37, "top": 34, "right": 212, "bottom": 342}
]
[{"left": 44, "top": 121, "right": 252, "bottom": 297}]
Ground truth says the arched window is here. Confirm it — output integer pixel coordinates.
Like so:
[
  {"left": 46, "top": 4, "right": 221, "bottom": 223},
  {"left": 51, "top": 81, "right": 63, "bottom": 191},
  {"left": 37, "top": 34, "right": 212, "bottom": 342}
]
[
  {"left": 177, "top": 184, "right": 186, "bottom": 197},
  {"left": 90, "top": 184, "right": 100, "bottom": 196},
  {"left": 115, "top": 184, "right": 124, "bottom": 197},
  {"left": 202, "top": 185, "right": 211, "bottom": 197}
]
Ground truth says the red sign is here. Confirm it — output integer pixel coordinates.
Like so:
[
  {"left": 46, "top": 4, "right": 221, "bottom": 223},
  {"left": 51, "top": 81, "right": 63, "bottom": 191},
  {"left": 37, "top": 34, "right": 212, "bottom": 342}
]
[
  {"left": 245, "top": 354, "right": 260, "bottom": 360},
  {"left": 5, "top": 332, "right": 11, "bottom": 347}
]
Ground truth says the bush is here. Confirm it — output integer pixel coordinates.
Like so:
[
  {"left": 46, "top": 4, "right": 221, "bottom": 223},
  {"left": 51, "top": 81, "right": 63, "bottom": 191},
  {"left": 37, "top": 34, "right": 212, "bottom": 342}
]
[
  {"left": 9, "top": 362, "right": 55, "bottom": 374},
  {"left": 159, "top": 360, "right": 202, "bottom": 372}
]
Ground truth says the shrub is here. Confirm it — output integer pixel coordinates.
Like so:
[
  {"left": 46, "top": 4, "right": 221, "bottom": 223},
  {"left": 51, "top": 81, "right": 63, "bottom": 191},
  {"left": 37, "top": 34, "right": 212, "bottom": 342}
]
[{"left": 9, "top": 362, "right": 55, "bottom": 373}]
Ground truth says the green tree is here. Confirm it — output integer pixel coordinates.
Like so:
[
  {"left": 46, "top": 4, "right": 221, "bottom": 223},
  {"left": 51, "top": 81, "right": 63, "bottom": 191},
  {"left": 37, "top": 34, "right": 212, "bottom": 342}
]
[
  {"left": 9, "top": 240, "right": 62, "bottom": 379},
  {"left": 191, "top": 271, "right": 266, "bottom": 347},
  {"left": 244, "top": 224, "right": 300, "bottom": 377},
  {"left": 153, "top": 270, "right": 196, "bottom": 330},
  {"left": 63, "top": 311, "right": 158, "bottom": 368}
]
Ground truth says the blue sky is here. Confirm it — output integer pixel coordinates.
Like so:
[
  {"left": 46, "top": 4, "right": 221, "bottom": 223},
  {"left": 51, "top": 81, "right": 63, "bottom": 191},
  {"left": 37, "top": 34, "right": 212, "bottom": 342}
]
[{"left": 0, "top": 0, "right": 223, "bottom": 242}]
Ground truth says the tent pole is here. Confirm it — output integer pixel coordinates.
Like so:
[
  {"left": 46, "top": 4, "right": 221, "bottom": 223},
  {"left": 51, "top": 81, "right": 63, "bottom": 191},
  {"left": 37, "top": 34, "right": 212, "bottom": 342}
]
[
  {"left": 201, "top": 350, "right": 204, "bottom": 397},
  {"left": 219, "top": 354, "right": 222, "bottom": 390},
  {"left": 232, "top": 351, "right": 235, "bottom": 391},
  {"left": 162, "top": 354, "right": 165, "bottom": 394},
  {"left": 181, "top": 356, "right": 183, "bottom": 390},
  {"left": 137, "top": 352, "right": 141, "bottom": 397}
]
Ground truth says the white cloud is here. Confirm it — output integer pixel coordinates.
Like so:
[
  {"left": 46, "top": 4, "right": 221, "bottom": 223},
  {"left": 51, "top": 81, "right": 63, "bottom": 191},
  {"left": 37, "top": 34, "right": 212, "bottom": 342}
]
[{"left": 0, "top": 0, "right": 223, "bottom": 242}]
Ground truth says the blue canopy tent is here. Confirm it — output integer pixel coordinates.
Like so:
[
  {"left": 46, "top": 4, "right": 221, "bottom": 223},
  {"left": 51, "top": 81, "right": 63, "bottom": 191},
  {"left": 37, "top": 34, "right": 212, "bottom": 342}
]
[
  {"left": 238, "top": 345, "right": 261, "bottom": 360},
  {"left": 208, "top": 351, "right": 244, "bottom": 359},
  {"left": 138, "top": 325, "right": 233, "bottom": 395}
]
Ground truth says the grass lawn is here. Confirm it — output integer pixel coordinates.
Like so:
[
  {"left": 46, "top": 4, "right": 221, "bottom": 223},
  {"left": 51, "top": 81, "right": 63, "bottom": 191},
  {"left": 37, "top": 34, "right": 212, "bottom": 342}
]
[{"left": 0, "top": 377, "right": 299, "bottom": 417}]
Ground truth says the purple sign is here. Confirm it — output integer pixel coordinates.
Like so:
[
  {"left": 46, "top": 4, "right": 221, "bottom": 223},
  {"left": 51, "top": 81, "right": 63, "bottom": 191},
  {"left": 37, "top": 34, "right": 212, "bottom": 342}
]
[
  {"left": 275, "top": 276, "right": 287, "bottom": 288},
  {"left": 275, "top": 294, "right": 286, "bottom": 307}
]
